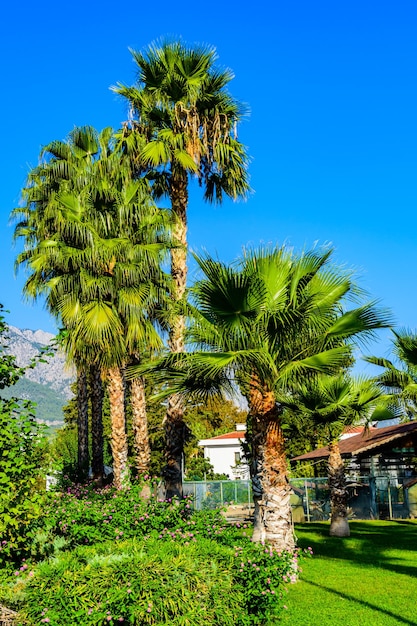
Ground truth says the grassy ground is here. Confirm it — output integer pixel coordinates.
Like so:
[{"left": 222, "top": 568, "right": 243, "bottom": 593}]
[{"left": 280, "top": 521, "right": 417, "bottom": 626}]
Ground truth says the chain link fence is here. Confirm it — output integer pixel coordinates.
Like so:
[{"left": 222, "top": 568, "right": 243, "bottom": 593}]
[
  {"left": 184, "top": 480, "right": 252, "bottom": 510},
  {"left": 184, "top": 475, "right": 417, "bottom": 520}
]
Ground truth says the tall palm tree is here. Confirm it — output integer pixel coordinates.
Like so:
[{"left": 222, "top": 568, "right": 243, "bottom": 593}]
[
  {"left": 12, "top": 127, "right": 111, "bottom": 479},
  {"left": 89, "top": 366, "right": 104, "bottom": 479},
  {"left": 366, "top": 329, "right": 417, "bottom": 419},
  {"left": 113, "top": 40, "right": 250, "bottom": 497},
  {"left": 283, "top": 374, "right": 396, "bottom": 537},
  {"left": 141, "top": 245, "right": 391, "bottom": 550},
  {"left": 12, "top": 126, "right": 169, "bottom": 487}
]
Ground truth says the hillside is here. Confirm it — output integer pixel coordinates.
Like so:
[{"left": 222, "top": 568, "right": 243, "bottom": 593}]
[
  {"left": 2, "top": 325, "right": 75, "bottom": 425},
  {"left": 1, "top": 377, "right": 67, "bottom": 427},
  {"left": 7, "top": 326, "right": 74, "bottom": 398}
]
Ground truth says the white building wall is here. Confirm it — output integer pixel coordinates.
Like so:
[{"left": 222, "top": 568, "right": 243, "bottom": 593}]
[{"left": 204, "top": 443, "right": 243, "bottom": 478}]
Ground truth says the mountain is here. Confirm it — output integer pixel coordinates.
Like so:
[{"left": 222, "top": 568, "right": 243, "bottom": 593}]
[
  {"left": 2, "top": 326, "right": 75, "bottom": 426},
  {"left": 1, "top": 378, "right": 68, "bottom": 427},
  {"left": 7, "top": 326, "right": 74, "bottom": 398}
]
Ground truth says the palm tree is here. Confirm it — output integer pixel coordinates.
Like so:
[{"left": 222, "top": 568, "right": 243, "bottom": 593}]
[
  {"left": 141, "top": 245, "right": 391, "bottom": 550},
  {"left": 89, "top": 366, "right": 104, "bottom": 479},
  {"left": 283, "top": 374, "right": 396, "bottom": 537},
  {"left": 21, "top": 188, "right": 167, "bottom": 488},
  {"left": 13, "top": 127, "right": 111, "bottom": 479},
  {"left": 366, "top": 329, "right": 417, "bottom": 419},
  {"left": 129, "top": 355, "right": 151, "bottom": 475},
  {"left": 12, "top": 126, "right": 169, "bottom": 487},
  {"left": 113, "top": 40, "right": 250, "bottom": 497}
]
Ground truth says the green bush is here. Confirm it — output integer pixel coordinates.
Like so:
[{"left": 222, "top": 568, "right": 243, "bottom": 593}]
[
  {"left": 7, "top": 533, "right": 302, "bottom": 626},
  {"left": 0, "top": 307, "right": 48, "bottom": 565},
  {"left": 1, "top": 481, "right": 305, "bottom": 625},
  {"left": 39, "top": 480, "right": 191, "bottom": 548},
  {"left": 0, "top": 402, "right": 47, "bottom": 564},
  {"left": 232, "top": 541, "right": 302, "bottom": 625},
  {"left": 36, "top": 480, "right": 237, "bottom": 553},
  {"left": 10, "top": 538, "right": 244, "bottom": 626}
]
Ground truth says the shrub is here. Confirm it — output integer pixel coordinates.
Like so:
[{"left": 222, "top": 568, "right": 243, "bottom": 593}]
[
  {"left": 1, "top": 479, "right": 307, "bottom": 625},
  {"left": 10, "top": 538, "right": 245, "bottom": 626},
  {"left": 37, "top": 479, "right": 238, "bottom": 554},
  {"left": 7, "top": 533, "right": 304, "bottom": 626},
  {"left": 0, "top": 403, "right": 47, "bottom": 564},
  {"left": 0, "top": 307, "right": 48, "bottom": 565},
  {"left": 39, "top": 480, "right": 195, "bottom": 550},
  {"left": 232, "top": 541, "right": 302, "bottom": 625}
]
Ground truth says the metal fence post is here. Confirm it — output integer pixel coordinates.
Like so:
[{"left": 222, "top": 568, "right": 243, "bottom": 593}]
[
  {"left": 305, "top": 479, "right": 311, "bottom": 522},
  {"left": 387, "top": 477, "right": 393, "bottom": 519}
]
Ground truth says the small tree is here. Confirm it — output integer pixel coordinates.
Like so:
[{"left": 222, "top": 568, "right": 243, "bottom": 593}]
[
  {"left": 283, "top": 373, "right": 396, "bottom": 537},
  {"left": 0, "top": 306, "right": 47, "bottom": 563}
]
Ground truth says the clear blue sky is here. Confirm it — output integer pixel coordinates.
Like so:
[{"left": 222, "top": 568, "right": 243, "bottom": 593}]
[{"left": 1, "top": 0, "right": 416, "bottom": 367}]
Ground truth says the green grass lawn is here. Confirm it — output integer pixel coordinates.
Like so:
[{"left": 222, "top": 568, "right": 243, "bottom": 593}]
[{"left": 280, "top": 521, "right": 417, "bottom": 626}]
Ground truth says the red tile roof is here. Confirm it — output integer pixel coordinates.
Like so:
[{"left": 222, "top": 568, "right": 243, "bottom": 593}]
[
  {"left": 343, "top": 425, "right": 376, "bottom": 436},
  {"left": 205, "top": 431, "right": 246, "bottom": 441},
  {"left": 292, "top": 420, "right": 417, "bottom": 461}
]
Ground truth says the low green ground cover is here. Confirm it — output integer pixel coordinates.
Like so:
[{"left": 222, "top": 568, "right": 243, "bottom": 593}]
[
  {"left": 281, "top": 521, "right": 417, "bottom": 626},
  {"left": 0, "top": 480, "right": 305, "bottom": 625}
]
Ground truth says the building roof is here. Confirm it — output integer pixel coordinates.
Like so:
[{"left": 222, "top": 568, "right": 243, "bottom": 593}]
[
  {"left": 341, "top": 425, "right": 377, "bottom": 438},
  {"left": 209, "top": 431, "right": 246, "bottom": 440},
  {"left": 292, "top": 420, "right": 417, "bottom": 462},
  {"left": 198, "top": 429, "right": 246, "bottom": 447}
]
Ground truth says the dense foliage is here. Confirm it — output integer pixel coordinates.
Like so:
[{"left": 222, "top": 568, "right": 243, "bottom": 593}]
[
  {"left": 0, "top": 401, "right": 46, "bottom": 564},
  {"left": 13, "top": 539, "right": 244, "bottom": 626},
  {"left": 1, "top": 480, "right": 308, "bottom": 625},
  {"left": 0, "top": 307, "right": 48, "bottom": 564},
  {"left": 56, "top": 388, "right": 245, "bottom": 479}
]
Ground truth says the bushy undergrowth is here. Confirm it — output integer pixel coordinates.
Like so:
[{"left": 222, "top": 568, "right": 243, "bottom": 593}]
[
  {"left": 10, "top": 539, "right": 244, "bottom": 626},
  {"left": 1, "top": 479, "right": 309, "bottom": 625},
  {"left": 0, "top": 406, "right": 47, "bottom": 565}
]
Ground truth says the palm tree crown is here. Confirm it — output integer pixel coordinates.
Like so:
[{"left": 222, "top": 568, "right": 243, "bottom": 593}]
[
  {"left": 139, "top": 244, "right": 392, "bottom": 549},
  {"left": 113, "top": 40, "right": 249, "bottom": 202},
  {"left": 366, "top": 329, "right": 417, "bottom": 420}
]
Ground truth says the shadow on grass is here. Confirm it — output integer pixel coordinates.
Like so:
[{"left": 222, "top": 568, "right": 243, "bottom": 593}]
[
  {"left": 302, "top": 579, "right": 417, "bottom": 626},
  {"left": 295, "top": 520, "right": 417, "bottom": 578}
]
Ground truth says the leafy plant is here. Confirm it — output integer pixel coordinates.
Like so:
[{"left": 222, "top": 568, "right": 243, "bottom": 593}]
[
  {"left": 0, "top": 306, "right": 48, "bottom": 564},
  {"left": 1, "top": 473, "right": 304, "bottom": 624},
  {"left": 0, "top": 398, "right": 47, "bottom": 563},
  {"left": 9, "top": 538, "right": 244, "bottom": 626},
  {"left": 232, "top": 541, "right": 305, "bottom": 625},
  {"left": 7, "top": 530, "right": 302, "bottom": 626}
]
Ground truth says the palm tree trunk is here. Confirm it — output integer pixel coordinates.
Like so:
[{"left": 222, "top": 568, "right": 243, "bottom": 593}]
[
  {"left": 249, "top": 386, "right": 295, "bottom": 552},
  {"left": 77, "top": 369, "right": 89, "bottom": 479},
  {"left": 107, "top": 366, "right": 130, "bottom": 489},
  {"left": 328, "top": 440, "right": 350, "bottom": 537},
  {"left": 164, "top": 167, "right": 188, "bottom": 498},
  {"left": 131, "top": 375, "right": 151, "bottom": 475},
  {"left": 89, "top": 366, "right": 104, "bottom": 480}
]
